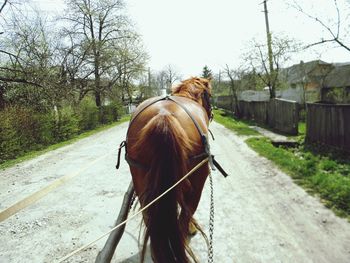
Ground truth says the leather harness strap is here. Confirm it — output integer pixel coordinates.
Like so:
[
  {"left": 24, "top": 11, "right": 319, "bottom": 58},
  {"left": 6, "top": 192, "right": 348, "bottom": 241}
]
[{"left": 117, "top": 95, "right": 228, "bottom": 177}]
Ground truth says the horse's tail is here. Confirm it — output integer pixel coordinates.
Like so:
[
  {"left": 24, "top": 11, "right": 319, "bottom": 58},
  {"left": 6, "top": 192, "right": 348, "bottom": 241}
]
[{"left": 132, "top": 112, "right": 196, "bottom": 263}]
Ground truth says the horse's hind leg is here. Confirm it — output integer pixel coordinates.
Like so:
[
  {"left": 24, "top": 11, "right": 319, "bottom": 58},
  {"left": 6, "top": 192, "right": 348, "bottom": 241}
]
[{"left": 180, "top": 164, "right": 210, "bottom": 237}]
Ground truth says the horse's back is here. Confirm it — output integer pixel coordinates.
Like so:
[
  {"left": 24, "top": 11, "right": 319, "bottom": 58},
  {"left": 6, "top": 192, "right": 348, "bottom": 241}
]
[
  {"left": 127, "top": 96, "right": 208, "bottom": 154},
  {"left": 126, "top": 95, "right": 210, "bottom": 198}
]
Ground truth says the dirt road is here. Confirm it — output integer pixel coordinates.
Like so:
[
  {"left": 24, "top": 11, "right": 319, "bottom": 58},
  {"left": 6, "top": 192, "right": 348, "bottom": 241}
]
[{"left": 0, "top": 121, "right": 349, "bottom": 263}]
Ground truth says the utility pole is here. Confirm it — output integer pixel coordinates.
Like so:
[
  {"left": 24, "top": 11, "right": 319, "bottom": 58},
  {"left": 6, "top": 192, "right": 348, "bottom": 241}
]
[{"left": 262, "top": 0, "right": 275, "bottom": 98}]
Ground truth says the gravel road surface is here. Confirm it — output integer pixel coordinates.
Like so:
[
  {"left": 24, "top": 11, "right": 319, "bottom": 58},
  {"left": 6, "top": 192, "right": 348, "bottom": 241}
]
[{"left": 1, "top": 121, "right": 349, "bottom": 263}]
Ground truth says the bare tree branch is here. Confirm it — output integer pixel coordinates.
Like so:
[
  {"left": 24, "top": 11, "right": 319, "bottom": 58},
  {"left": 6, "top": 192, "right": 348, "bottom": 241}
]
[
  {"left": 291, "top": 0, "right": 350, "bottom": 52},
  {"left": 0, "top": 76, "right": 42, "bottom": 87},
  {"left": 0, "top": 0, "right": 8, "bottom": 14}
]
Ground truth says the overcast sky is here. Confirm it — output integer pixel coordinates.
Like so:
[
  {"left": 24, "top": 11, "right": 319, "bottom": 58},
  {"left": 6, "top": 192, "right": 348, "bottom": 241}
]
[{"left": 32, "top": 0, "right": 350, "bottom": 78}]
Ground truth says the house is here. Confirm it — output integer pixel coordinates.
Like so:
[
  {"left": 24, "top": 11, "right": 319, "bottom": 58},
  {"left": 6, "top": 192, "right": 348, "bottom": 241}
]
[
  {"left": 237, "top": 60, "right": 333, "bottom": 103},
  {"left": 322, "top": 63, "right": 350, "bottom": 103},
  {"left": 280, "top": 60, "right": 350, "bottom": 104},
  {"left": 219, "top": 60, "right": 350, "bottom": 105},
  {"left": 279, "top": 60, "right": 334, "bottom": 103}
]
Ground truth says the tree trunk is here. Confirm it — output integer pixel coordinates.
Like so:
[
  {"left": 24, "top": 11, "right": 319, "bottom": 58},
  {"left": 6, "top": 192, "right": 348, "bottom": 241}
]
[
  {"left": 269, "top": 85, "right": 276, "bottom": 99},
  {"left": 0, "top": 86, "right": 5, "bottom": 109},
  {"left": 233, "top": 93, "right": 240, "bottom": 118},
  {"left": 95, "top": 90, "right": 102, "bottom": 107},
  {"left": 94, "top": 57, "right": 102, "bottom": 107}
]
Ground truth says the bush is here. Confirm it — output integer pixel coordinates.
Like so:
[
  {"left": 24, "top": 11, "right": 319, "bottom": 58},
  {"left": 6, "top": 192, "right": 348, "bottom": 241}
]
[
  {"left": 0, "top": 98, "right": 125, "bottom": 164},
  {"left": 52, "top": 107, "right": 79, "bottom": 141},
  {"left": 99, "top": 101, "right": 124, "bottom": 124},
  {"left": 0, "top": 105, "right": 78, "bottom": 163},
  {"left": 15, "top": 108, "right": 54, "bottom": 149},
  {"left": 0, "top": 108, "right": 21, "bottom": 161},
  {"left": 0, "top": 106, "right": 53, "bottom": 162},
  {"left": 76, "top": 99, "right": 99, "bottom": 131}
]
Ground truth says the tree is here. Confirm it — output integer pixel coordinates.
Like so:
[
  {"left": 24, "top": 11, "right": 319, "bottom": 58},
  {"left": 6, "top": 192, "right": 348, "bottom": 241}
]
[
  {"left": 1, "top": 0, "right": 147, "bottom": 110},
  {"left": 223, "top": 65, "right": 252, "bottom": 117},
  {"left": 0, "top": 0, "right": 31, "bottom": 108},
  {"left": 0, "top": 9, "right": 70, "bottom": 111},
  {"left": 243, "top": 35, "right": 300, "bottom": 98},
  {"left": 290, "top": 0, "right": 350, "bottom": 52},
  {"left": 210, "top": 70, "right": 227, "bottom": 96},
  {"left": 202, "top": 65, "right": 212, "bottom": 79},
  {"left": 136, "top": 69, "right": 159, "bottom": 100},
  {"left": 163, "top": 65, "right": 181, "bottom": 94},
  {"left": 63, "top": 0, "right": 142, "bottom": 107},
  {"left": 152, "top": 70, "right": 167, "bottom": 94},
  {"left": 59, "top": 30, "right": 94, "bottom": 105},
  {"left": 0, "top": 1, "right": 23, "bottom": 19},
  {"left": 113, "top": 34, "right": 148, "bottom": 103}
]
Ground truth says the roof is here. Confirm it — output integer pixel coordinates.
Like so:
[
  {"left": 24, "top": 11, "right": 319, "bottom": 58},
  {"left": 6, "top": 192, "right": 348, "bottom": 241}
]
[
  {"left": 324, "top": 64, "right": 350, "bottom": 87},
  {"left": 280, "top": 60, "right": 332, "bottom": 84}
]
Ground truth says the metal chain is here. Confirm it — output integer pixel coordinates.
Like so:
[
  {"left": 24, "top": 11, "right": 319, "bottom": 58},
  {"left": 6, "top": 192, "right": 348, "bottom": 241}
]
[{"left": 208, "top": 172, "right": 214, "bottom": 263}]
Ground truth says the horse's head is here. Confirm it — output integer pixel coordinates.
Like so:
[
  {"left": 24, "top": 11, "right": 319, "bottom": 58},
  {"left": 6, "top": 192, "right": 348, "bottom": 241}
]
[{"left": 172, "top": 77, "right": 213, "bottom": 120}]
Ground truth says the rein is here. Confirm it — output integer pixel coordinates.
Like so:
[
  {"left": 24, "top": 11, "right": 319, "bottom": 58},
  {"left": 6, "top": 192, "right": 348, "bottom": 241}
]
[
  {"left": 58, "top": 95, "right": 228, "bottom": 262},
  {"left": 56, "top": 157, "right": 209, "bottom": 263}
]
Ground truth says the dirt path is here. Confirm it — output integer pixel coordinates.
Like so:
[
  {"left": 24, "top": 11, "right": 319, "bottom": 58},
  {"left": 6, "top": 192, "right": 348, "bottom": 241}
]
[{"left": 0, "top": 121, "right": 349, "bottom": 263}]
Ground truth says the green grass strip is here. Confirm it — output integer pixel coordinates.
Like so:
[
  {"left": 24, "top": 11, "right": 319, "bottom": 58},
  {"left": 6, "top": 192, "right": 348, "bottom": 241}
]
[{"left": 213, "top": 109, "right": 260, "bottom": 136}]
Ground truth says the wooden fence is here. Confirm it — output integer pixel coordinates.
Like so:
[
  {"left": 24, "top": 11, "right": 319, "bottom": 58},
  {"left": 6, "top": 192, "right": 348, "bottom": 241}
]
[
  {"left": 268, "top": 99, "right": 299, "bottom": 135},
  {"left": 216, "top": 96, "right": 299, "bottom": 135},
  {"left": 306, "top": 103, "right": 350, "bottom": 152},
  {"left": 238, "top": 101, "right": 268, "bottom": 124}
]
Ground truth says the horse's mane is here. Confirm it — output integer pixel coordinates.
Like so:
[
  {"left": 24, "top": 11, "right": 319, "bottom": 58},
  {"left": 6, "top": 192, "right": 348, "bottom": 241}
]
[{"left": 171, "top": 77, "right": 212, "bottom": 102}]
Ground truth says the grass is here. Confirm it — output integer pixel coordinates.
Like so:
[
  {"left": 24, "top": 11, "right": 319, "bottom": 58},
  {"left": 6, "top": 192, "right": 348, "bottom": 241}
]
[
  {"left": 298, "top": 122, "right": 306, "bottom": 135},
  {"left": 214, "top": 109, "right": 306, "bottom": 139},
  {"left": 246, "top": 137, "right": 350, "bottom": 218},
  {"left": 0, "top": 115, "right": 130, "bottom": 170},
  {"left": 214, "top": 109, "right": 350, "bottom": 219},
  {"left": 213, "top": 109, "right": 259, "bottom": 136}
]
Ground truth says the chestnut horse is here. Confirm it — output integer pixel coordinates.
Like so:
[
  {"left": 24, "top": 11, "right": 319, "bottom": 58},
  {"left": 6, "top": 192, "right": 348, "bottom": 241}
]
[{"left": 126, "top": 77, "right": 212, "bottom": 263}]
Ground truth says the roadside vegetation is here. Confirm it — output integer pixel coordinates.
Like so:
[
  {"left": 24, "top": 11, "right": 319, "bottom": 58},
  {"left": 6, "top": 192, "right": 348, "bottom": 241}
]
[
  {"left": 0, "top": 100, "right": 129, "bottom": 169},
  {"left": 213, "top": 109, "right": 259, "bottom": 136},
  {"left": 0, "top": 1, "right": 152, "bottom": 169},
  {"left": 0, "top": 1, "right": 188, "bottom": 171},
  {"left": 214, "top": 109, "right": 350, "bottom": 219}
]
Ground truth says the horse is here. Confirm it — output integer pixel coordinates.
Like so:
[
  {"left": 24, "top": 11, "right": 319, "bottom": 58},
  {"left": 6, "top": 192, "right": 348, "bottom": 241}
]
[{"left": 126, "top": 77, "right": 213, "bottom": 263}]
